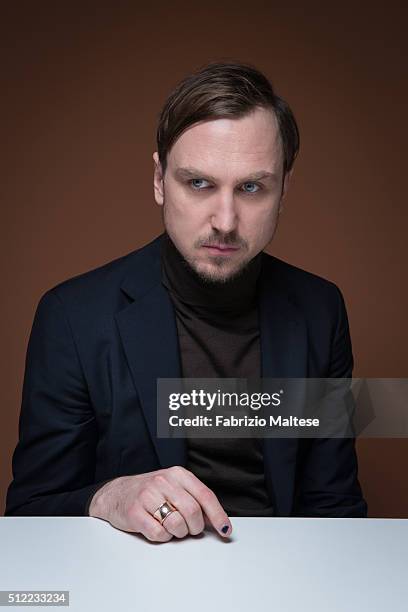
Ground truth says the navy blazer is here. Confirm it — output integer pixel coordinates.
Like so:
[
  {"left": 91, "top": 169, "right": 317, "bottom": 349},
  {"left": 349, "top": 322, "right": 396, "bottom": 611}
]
[{"left": 5, "top": 233, "right": 367, "bottom": 518}]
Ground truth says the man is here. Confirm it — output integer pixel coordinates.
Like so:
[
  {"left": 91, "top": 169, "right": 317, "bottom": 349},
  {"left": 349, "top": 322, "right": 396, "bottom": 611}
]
[{"left": 5, "top": 62, "right": 367, "bottom": 541}]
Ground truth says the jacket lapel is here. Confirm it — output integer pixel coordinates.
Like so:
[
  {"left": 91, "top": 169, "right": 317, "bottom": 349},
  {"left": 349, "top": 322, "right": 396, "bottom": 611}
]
[
  {"left": 115, "top": 235, "right": 187, "bottom": 469},
  {"left": 258, "top": 256, "right": 308, "bottom": 515}
]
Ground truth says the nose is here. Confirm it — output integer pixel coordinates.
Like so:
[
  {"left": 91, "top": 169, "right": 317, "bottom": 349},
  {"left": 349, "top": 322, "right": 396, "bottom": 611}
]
[{"left": 210, "top": 189, "right": 238, "bottom": 234}]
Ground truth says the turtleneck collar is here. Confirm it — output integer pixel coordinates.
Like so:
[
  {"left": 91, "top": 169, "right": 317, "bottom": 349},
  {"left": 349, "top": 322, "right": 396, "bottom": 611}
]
[{"left": 160, "top": 232, "right": 262, "bottom": 314}]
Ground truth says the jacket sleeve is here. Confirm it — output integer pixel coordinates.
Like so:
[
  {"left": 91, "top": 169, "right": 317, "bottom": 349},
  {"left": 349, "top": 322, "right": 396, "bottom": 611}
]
[
  {"left": 293, "top": 285, "right": 368, "bottom": 518},
  {"left": 4, "top": 289, "right": 110, "bottom": 516}
]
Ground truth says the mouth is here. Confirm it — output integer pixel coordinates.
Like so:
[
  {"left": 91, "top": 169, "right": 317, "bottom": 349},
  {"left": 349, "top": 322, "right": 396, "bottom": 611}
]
[{"left": 202, "top": 244, "right": 240, "bottom": 254}]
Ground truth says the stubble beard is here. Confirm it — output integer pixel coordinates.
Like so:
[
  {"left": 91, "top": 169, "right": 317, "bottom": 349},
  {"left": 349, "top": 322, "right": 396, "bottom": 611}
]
[{"left": 161, "top": 206, "right": 251, "bottom": 286}]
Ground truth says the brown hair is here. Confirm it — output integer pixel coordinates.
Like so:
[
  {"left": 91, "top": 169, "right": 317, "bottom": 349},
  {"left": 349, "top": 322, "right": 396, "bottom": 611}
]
[{"left": 156, "top": 60, "right": 300, "bottom": 176}]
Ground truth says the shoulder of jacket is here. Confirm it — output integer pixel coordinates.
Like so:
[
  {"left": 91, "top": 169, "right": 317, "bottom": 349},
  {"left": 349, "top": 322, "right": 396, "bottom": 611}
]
[
  {"left": 38, "top": 233, "right": 163, "bottom": 308},
  {"left": 262, "top": 251, "right": 341, "bottom": 294}
]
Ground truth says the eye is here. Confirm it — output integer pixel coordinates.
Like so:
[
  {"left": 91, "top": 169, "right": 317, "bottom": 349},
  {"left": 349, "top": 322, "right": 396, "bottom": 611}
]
[
  {"left": 241, "top": 182, "right": 261, "bottom": 193},
  {"left": 189, "top": 178, "right": 211, "bottom": 190}
]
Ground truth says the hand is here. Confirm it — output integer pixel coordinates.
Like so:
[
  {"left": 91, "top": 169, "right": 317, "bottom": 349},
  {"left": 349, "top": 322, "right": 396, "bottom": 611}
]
[{"left": 88, "top": 466, "right": 232, "bottom": 543}]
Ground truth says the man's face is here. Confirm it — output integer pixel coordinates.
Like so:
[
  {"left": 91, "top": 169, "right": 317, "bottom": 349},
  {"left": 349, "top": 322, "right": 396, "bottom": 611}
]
[{"left": 153, "top": 106, "right": 292, "bottom": 283}]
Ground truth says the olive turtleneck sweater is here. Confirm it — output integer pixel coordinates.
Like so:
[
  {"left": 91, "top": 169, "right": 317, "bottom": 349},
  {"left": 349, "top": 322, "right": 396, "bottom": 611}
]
[{"left": 160, "top": 232, "right": 274, "bottom": 516}]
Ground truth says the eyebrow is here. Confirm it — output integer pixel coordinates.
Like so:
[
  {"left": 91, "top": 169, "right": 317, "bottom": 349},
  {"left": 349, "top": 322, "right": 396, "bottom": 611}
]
[{"left": 174, "top": 166, "right": 279, "bottom": 183}]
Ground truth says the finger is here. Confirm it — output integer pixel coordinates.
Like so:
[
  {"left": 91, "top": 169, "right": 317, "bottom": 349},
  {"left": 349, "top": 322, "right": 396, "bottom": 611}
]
[
  {"left": 139, "top": 485, "right": 189, "bottom": 539},
  {"left": 161, "top": 509, "right": 189, "bottom": 538},
  {"left": 155, "top": 482, "right": 205, "bottom": 536},
  {"left": 138, "top": 511, "right": 174, "bottom": 543},
  {"left": 168, "top": 466, "right": 232, "bottom": 537}
]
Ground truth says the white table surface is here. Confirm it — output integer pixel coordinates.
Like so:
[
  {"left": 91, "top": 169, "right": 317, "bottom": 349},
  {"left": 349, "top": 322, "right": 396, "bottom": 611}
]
[{"left": 0, "top": 517, "right": 407, "bottom": 611}]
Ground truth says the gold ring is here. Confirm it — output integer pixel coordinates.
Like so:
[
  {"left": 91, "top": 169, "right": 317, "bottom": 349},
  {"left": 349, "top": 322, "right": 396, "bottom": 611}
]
[{"left": 153, "top": 500, "right": 177, "bottom": 525}]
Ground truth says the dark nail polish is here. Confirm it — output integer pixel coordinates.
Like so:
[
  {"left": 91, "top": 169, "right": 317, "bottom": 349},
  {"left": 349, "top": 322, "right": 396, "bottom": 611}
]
[{"left": 221, "top": 525, "right": 229, "bottom": 534}]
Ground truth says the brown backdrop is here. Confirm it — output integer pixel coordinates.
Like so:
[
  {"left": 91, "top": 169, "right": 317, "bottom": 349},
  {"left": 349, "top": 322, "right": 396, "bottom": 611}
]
[{"left": 2, "top": 2, "right": 407, "bottom": 516}]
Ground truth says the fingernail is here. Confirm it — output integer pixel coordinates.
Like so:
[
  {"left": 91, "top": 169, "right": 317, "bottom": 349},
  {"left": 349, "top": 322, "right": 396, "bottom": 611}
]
[{"left": 221, "top": 525, "right": 229, "bottom": 534}]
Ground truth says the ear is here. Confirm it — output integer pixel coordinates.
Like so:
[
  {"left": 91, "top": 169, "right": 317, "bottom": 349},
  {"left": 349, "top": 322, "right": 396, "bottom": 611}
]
[
  {"left": 278, "top": 168, "right": 293, "bottom": 215},
  {"left": 153, "top": 151, "right": 164, "bottom": 206}
]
